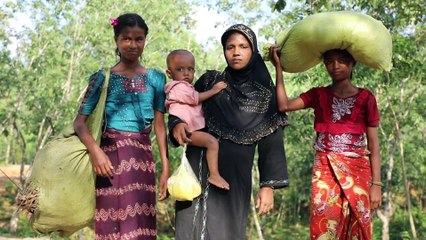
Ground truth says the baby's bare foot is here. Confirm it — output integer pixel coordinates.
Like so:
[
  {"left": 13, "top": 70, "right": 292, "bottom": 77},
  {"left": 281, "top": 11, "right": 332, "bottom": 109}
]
[{"left": 208, "top": 174, "right": 230, "bottom": 190}]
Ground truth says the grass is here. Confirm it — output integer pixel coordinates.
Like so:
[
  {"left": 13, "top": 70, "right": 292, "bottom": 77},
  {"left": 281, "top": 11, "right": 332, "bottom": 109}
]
[{"left": 0, "top": 173, "right": 176, "bottom": 239}]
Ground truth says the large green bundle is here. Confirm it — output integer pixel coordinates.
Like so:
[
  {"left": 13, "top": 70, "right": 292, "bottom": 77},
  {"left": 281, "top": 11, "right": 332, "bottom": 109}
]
[
  {"left": 16, "top": 127, "right": 96, "bottom": 236},
  {"left": 16, "top": 69, "right": 109, "bottom": 237},
  {"left": 277, "top": 11, "right": 392, "bottom": 73}
]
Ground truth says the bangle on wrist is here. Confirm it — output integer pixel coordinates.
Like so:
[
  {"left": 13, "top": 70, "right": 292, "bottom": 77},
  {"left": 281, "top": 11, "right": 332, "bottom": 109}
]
[{"left": 371, "top": 181, "right": 384, "bottom": 187}]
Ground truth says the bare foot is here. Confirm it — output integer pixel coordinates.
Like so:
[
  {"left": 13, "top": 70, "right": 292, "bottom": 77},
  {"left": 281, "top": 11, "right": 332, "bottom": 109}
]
[{"left": 208, "top": 174, "right": 230, "bottom": 190}]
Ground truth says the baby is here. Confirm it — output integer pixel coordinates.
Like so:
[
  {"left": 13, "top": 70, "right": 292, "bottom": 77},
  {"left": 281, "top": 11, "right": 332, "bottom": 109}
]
[{"left": 164, "top": 49, "right": 230, "bottom": 190}]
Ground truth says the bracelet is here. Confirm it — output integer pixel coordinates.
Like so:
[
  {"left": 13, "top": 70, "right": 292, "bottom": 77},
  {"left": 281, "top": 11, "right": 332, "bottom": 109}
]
[
  {"left": 371, "top": 181, "right": 384, "bottom": 187},
  {"left": 261, "top": 185, "right": 274, "bottom": 190}
]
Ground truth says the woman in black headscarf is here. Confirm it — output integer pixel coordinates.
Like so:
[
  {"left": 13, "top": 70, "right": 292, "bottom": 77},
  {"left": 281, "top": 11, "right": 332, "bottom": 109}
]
[{"left": 169, "top": 24, "right": 289, "bottom": 240}]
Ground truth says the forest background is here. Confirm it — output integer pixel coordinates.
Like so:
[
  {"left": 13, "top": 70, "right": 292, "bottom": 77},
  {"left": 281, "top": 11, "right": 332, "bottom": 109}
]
[{"left": 0, "top": 0, "right": 424, "bottom": 239}]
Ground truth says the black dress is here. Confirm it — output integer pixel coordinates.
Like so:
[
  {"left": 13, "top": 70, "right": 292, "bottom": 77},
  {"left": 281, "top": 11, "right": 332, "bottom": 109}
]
[{"left": 169, "top": 71, "right": 289, "bottom": 240}]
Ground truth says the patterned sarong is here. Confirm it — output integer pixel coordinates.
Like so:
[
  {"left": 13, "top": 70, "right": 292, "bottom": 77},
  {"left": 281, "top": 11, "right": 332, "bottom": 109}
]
[
  {"left": 310, "top": 150, "right": 372, "bottom": 240},
  {"left": 95, "top": 127, "right": 157, "bottom": 240}
]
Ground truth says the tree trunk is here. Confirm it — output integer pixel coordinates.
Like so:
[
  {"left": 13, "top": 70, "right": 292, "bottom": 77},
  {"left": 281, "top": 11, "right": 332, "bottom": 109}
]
[
  {"left": 377, "top": 208, "right": 390, "bottom": 240},
  {"left": 396, "top": 84, "right": 418, "bottom": 240},
  {"left": 1, "top": 106, "right": 14, "bottom": 165},
  {"left": 39, "top": 125, "right": 53, "bottom": 150},
  {"left": 251, "top": 194, "right": 264, "bottom": 240},
  {"left": 5, "top": 143, "right": 11, "bottom": 165},
  {"left": 422, "top": 195, "right": 426, "bottom": 213},
  {"left": 375, "top": 89, "right": 396, "bottom": 240},
  {"left": 9, "top": 209, "right": 19, "bottom": 234},
  {"left": 36, "top": 117, "right": 47, "bottom": 147},
  {"left": 7, "top": 122, "right": 15, "bottom": 164},
  {"left": 377, "top": 146, "right": 395, "bottom": 240},
  {"left": 399, "top": 138, "right": 417, "bottom": 240},
  {"left": 251, "top": 160, "right": 264, "bottom": 240}
]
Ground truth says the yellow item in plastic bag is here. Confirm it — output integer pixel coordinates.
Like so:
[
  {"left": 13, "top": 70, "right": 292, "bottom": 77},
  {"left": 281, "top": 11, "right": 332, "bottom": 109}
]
[
  {"left": 278, "top": 11, "right": 392, "bottom": 73},
  {"left": 167, "top": 146, "right": 202, "bottom": 201}
]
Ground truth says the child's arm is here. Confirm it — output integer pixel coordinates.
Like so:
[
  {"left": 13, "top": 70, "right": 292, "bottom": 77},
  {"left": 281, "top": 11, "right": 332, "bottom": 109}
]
[
  {"left": 198, "top": 81, "right": 227, "bottom": 102},
  {"left": 74, "top": 114, "right": 113, "bottom": 177},
  {"left": 154, "top": 111, "right": 170, "bottom": 201},
  {"left": 367, "top": 126, "right": 382, "bottom": 209},
  {"left": 269, "top": 45, "right": 305, "bottom": 112}
]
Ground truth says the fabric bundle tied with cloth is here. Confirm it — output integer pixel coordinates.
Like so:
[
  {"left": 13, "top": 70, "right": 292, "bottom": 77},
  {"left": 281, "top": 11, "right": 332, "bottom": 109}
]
[
  {"left": 15, "top": 69, "right": 110, "bottom": 237},
  {"left": 274, "top": 11, "right": 392, "bottom": 73}
]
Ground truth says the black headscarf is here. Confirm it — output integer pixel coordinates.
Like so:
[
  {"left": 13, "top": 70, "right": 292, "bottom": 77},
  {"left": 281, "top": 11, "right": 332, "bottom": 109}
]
[{"left": 195, "top": 24, "right": 288, "bottom": 145}]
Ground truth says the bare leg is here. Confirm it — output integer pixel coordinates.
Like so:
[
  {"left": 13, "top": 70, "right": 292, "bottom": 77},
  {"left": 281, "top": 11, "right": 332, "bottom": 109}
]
[{"left": 189, "top": 131, "right": 230, "bottom": 190}]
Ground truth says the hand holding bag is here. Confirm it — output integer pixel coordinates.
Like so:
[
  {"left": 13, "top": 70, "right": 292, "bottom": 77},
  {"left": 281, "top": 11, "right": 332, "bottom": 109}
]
[{"left": 16, "top": 68, "right": 110, "bottom": 236}]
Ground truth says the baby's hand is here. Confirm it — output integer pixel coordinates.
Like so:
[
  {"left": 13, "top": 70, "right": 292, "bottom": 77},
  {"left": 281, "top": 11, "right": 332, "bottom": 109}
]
[{"left": 212, "top": 81, "right": 227, "bottom": 92}]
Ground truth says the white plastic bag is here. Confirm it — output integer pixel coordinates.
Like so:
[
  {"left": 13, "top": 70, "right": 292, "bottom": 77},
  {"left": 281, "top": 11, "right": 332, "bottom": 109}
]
[{"left": 167, "top": 145, "right": 202, "bottom": 201}]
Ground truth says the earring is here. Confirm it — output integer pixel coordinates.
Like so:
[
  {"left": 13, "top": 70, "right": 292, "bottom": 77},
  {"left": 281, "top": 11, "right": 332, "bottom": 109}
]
[{"left": 115, "top": 48, "right": 121, "bottom": 57}]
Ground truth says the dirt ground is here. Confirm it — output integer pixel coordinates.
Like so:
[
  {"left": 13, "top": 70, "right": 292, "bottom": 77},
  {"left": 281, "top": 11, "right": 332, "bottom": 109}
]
[{"left": 0, "top": 165, "right": 30, "bottom": 194}]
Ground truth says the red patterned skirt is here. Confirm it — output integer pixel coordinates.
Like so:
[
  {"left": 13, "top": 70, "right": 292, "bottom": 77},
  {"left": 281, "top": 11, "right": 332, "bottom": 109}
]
[
  {"left": 310, "top": 150, "right": 372, "bottom": 240},
  {"left": 95, "top": 127, "right": 156, "bottom": 240}
]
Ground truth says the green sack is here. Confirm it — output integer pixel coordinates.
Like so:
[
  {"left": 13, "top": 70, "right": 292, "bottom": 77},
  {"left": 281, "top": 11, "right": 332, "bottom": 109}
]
[
  {"left": 277, "top": 11, "right": 392, "bottom": 73},
  {"left": 16, "top": 69, "right": 110, "bottom": 237}
]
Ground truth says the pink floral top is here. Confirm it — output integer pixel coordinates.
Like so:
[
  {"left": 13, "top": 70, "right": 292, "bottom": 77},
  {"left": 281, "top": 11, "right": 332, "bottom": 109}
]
[{"left": 300, "top": 87, "right": 380, "bottom": 153}]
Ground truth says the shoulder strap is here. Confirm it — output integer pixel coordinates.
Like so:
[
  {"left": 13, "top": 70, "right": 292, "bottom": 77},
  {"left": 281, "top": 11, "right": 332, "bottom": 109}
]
[
  {"left": 102, "top": 67, "right": 111, "bottom": 89},
  {"left": 86, "top": 68, "right": 110, "bottom": 144}
]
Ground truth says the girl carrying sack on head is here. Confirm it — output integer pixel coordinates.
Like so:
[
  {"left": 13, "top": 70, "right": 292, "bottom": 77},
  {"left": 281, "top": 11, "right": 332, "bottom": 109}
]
[{"left": 268, "top": 11, "right": 391, "bottom": 240}]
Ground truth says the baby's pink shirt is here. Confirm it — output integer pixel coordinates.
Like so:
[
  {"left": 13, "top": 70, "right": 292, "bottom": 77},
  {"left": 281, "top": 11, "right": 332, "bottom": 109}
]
[{"left": 164, "top": 80, "right": 205, "bottom": 132}]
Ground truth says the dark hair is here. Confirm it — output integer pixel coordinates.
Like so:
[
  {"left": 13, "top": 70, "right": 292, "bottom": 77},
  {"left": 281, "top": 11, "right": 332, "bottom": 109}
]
[
  {"left": 113, "top": 13, "right": 149, "bottom": 39},
  {"left": 323, "top": 49, "right": 357, "bottom": 79},
  {"left": 166, "top": 49, "right": 193, "bottom": 67},
  {"left": 323, "top": 49, "right": 355, "bottom": 63}
]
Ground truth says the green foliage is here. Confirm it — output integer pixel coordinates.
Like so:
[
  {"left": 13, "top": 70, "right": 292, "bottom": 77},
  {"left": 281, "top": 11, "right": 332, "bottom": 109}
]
[
  {"left": 1, "top": 0, "right": 424, "bottom": 239},
  {"left": 273, "top": 0, "right": 287, "bottom": 12}
]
